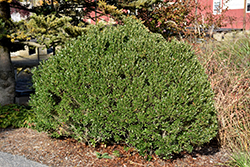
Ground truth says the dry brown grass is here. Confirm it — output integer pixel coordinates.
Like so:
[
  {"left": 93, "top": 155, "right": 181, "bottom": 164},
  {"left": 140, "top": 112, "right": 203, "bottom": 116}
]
[{"left": 194, "top": 35, "right": 250, "bottom": 166}]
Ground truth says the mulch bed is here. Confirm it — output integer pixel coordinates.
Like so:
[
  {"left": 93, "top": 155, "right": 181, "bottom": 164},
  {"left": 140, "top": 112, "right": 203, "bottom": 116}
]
[{"left": 0, "top": 128, "right": 231, "bottom": 167}]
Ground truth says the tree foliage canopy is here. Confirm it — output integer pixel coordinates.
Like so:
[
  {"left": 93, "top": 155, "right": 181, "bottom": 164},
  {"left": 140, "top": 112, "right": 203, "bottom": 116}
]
[
  {"left": 100, "top": 0, "right": 232, "bottom": 39},
  {"left": 11, "top": 14, "right": 87, "bottom": 50},
  {"left": 3, "top": 0, "right": 233, "bottom": 50}
]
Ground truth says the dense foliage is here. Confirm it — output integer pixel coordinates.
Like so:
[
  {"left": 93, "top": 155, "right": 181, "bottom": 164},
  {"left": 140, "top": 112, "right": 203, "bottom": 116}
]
[{"left": 30, "top": 17, "right": 217, "bottom": 159}]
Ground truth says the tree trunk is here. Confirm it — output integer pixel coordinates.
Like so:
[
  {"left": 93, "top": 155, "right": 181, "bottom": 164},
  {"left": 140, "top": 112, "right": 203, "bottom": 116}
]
[{"left": 0, "top": 2, "right": 15, "bottom": 105}]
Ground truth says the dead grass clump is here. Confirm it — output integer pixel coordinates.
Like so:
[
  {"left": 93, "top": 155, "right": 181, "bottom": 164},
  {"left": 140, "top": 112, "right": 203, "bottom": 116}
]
[{"left": 194, "top": 35, "right": 250, "bottom": 153}]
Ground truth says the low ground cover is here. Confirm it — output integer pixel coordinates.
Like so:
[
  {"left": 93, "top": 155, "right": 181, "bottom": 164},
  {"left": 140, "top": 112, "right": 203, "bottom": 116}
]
[{"left": 0, "top": 104, "right": 33, "bottom": 128}]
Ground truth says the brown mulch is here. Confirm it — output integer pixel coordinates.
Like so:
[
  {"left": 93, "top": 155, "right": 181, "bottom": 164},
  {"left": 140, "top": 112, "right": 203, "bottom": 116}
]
[{"left": 0, "top": 127, "right": 231, "bottom": 167}]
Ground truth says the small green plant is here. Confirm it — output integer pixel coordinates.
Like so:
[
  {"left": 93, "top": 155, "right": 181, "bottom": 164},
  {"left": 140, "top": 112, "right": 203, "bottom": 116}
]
[
  {"left": 95, "top": 152, "right": 112, "bottom": 159},
  {"left": 227, "top": 152, "right": 250, "bottom": 167},
  {"left": 224, "top": 132, "right": 250, "bottom": 167},
  {"left": 0, "top": 104, "right": 35, "bottom": 128},
  {"left": 30, "top": 16, "right": 217, "bottom": 159},
  {"left": 123, "top": 146, "right": 131, "bottom": 152},
  {"left": 112, "top": 150, "right": 120, "bottom": 157},
  {"left": 146, "top": 155, "right": 153, "bottom": 161}
]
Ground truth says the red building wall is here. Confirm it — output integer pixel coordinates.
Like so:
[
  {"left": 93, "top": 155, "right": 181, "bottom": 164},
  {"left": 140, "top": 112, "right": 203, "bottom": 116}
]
[
  {"left": 223, "top": 9, "right": 250, "bottom": 29},
  {"left": 200, "top": 0, "right": 250, "bottom": 30}
]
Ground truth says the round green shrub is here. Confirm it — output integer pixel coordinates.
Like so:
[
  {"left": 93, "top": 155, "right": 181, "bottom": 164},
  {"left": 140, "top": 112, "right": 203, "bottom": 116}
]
[{"left": 30, "top": 16, "right": 218, "bottom": 159}]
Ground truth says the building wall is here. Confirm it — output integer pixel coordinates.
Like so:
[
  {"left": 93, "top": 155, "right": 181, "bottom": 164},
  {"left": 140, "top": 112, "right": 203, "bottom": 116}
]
[
  {"left": 223, "top": 9, "right": 250, "bottom": 29},
  {"left": 208, "top": 0, "right": 250, "bottom": 29},
  {"left": 83, "top": 10, "right": 113, "bottom": 25}
]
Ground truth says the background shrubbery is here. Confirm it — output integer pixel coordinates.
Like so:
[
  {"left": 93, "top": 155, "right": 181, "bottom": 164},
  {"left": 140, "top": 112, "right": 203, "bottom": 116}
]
[{"left": 30, "top": 17, "right": 217, "bottom": 159}]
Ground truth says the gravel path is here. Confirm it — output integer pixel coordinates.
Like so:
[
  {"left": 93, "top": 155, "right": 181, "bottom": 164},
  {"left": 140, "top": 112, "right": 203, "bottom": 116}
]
[{"left": 0, "top": 152, "right": 48, "bottom": 167}]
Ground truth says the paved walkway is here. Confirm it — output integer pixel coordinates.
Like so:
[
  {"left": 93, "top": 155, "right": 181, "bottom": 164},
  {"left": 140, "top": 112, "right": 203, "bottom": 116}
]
[{"left": 0, "top": 152, "right": 48, "bottom": 167}]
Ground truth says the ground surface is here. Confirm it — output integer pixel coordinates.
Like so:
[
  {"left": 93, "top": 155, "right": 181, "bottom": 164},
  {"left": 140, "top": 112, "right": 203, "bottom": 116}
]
[
  {"left": 0, "top": 151, "right": 48, "bottom": 167},
  {"left": 0, "top": 128, "right": 231, "bottom": 167}
]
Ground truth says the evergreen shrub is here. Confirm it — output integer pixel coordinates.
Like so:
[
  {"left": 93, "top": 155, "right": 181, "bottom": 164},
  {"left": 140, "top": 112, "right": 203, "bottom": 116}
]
[{"left": 30, "top": 17, "right": 218, "bottom": 159}]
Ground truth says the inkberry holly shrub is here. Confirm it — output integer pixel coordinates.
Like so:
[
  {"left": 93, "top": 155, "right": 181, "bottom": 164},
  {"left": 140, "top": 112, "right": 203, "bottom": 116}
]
[{"left": 30, "top": 16, "right": 218, "bottom": 159}]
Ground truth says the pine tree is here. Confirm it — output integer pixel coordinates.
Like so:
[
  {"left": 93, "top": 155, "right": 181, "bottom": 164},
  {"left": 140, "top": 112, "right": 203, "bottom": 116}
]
[{"left": 12, "top": 14, "right": 88, "bottom": 55}]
